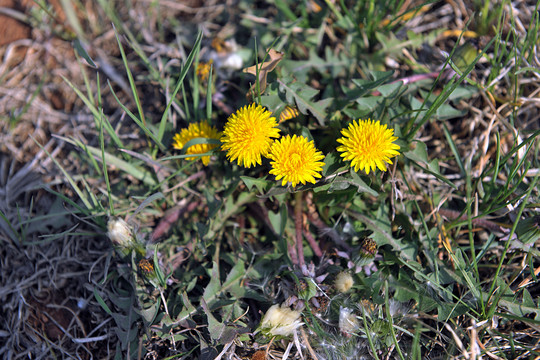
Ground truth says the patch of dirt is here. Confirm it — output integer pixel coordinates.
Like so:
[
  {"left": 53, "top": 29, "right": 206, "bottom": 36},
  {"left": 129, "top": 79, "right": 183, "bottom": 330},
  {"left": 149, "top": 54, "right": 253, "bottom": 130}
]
[{"left": 0, "top": 0, "right": 31, "bottom": 47}]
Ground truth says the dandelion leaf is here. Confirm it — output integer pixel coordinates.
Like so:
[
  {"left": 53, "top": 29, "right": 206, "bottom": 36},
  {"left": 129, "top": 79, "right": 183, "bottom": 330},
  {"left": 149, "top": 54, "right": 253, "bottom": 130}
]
[
  {"left": 203, "top": 262, "right": 221, "bottom": 308},
  {"left": 277, "top": 77, "right": 332, "bottom": 126},
  {"left": 222, "top": 259, "right": 247, "bottom": 299},
  {"left": 498, "top": 289, "right": 540, "bottom": 320},
  {"left": 377, "top": 81, "right": 403, "bottom": 97},
  {"left": 437, "top": 301, "right": 469, "bottom": 320},
  {"left": 393, "top": 269, "right": 419, "bottom": 303},
  {"left": 368, "top": 204, "right": 417, "bottom": 261},
  {"left": 201, "top": 298, "right": 227, "bottom": 343},
  {"left": 108, "top": 290, "right": 140, "bottom": 356},
  {"left": 349, "top": 71, "right": 394, "bottom": 98},
  {"left": 268, "top": 204, "right": 287, "bottom": 237},
  {"left": 240, "top": 175, "right": 272, "bottom": 193},
  {"left": 321, "top": 152, "right": 347, "bottom": 177}
]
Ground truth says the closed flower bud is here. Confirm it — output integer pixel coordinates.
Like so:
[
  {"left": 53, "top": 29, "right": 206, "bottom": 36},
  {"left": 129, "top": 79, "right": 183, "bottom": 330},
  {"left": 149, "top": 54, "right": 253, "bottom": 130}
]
[{"left": 359, "top": 237, "right": 377, "bottom": 259}]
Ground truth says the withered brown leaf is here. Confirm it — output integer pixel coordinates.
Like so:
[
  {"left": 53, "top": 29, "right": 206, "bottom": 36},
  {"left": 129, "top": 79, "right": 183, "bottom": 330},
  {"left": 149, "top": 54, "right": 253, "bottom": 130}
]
[{"left": 243, "top": 49, "right": 284, "bottom": 100}]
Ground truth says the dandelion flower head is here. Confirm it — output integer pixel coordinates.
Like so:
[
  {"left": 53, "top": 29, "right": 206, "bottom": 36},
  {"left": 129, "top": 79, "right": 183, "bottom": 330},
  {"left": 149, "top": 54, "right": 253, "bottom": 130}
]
[
  {"left": 268, "top": 134, "right": 325, "bottom": 187},
  {"left": 337, "top": 119, "right": 400, "bottom": 174},
  {"left": 196, "top": 59, "right": 213, "bottom": 83},
  {"left": 221, "top": 104, "right": 280, "bottom": 168},
  {"left": 172, "top": 121, "right": 221, "bottom": 166}
]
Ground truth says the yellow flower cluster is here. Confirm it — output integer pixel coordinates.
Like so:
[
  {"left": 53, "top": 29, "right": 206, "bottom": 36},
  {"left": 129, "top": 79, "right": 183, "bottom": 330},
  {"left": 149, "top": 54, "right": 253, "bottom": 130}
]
[{"left": 171, "top": 104, "right": 400, "bottom": 185}]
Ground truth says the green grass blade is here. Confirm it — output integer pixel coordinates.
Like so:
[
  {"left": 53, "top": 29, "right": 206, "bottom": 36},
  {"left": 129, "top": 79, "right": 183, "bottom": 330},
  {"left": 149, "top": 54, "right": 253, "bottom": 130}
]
[
  {"left": 55, "top": 135, "right": 157, "bottom": 186},
  {"left": 61, "top": 75, "right": 124, "bottom": 148},
  {"left": 112, "top": 26, "right": 148, "bottom": 138},
  {"left": 32, "top": 137, "right": 93, "bottom": 211},
  {"left": 107, "top": 80, "right": 165, "bottom": 150},
  {"left": 158, "top": 31, "right": 203, "bottom": 141},
  {"left": 206, "top": 64, "right": 213, "bottom": 121},
  {"left": 441, "top": 123, "right": 465, "bottom": 175}
]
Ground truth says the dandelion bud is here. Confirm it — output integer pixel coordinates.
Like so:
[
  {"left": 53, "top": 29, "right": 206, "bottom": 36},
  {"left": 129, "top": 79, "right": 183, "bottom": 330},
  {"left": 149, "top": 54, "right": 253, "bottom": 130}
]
[
  {"left": 295, "top": 277, "right": 317, "bottom": 300},
  {"left": 138, "top": 258, "right": 155, "bottom": 275},
  {"left": 359, "top": 237, "right": 377, "bottom": 259},
  {"left": 335, "top": 272, "right": 354, "bottom": 293}
]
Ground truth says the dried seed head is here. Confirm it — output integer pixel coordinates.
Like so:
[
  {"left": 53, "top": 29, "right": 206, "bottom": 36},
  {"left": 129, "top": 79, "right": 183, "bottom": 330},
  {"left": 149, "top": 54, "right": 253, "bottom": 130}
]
[
  {"left": 259, "top": 304, "right": 303, "bottom": 337},
  {"left": 107, "top": 216, "right": 146, "bottom": 257},
  {"left": 107, "top": 217, "right": 134, "bottom": 247},
  {"left": 335, "top": 272, "right": 354, "bottom": 293},
  {"left": 339, "top": 307, "right": 359, "bottom": 337}
]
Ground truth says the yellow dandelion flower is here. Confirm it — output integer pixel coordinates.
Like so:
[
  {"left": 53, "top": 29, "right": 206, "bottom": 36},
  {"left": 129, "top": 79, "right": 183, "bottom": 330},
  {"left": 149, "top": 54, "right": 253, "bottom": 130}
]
[
  {"left": 196, "top": 59, "right": 213, "bottom": 83},
  {"left": 138, "top": 259, "right": 154, "bottom": 274},
  {"left": 279, "top": 105, "right": 300, "bottom": 123},
  {"left": 337, "top": 119, "right": 400, "bottom": 174},
  {"left": 172, "top": 121, "right": 221, "bottom": 166},
  {"left": 221, "top": 104, "right": 280, "bottom": 168},
  {"left": 268, "top": 135, "right": 325, "bottom": 187}
]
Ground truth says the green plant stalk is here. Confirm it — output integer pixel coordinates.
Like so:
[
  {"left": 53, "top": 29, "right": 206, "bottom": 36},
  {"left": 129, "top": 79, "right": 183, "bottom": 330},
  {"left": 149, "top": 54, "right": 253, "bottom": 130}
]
[
  {"left": 182, "top": 83, "right": 190, "bottom": 120},
  {"left": 294, "top": 191, "right": 304, "bottom": 267},
  {"left": 406, "top": 175, "right": 442, "bottom": 282},
  {"left": 32, "top": 136, "right": 93, "bottom": 211},
  {"left": 113, "top": 27, "right": 147, "bottom": 129},
  {"left": 487, "top": 172, "right": 539, "bottom": 314},
  {"left": 157, "top": 31, "right": 203, "bottom": 147},
  {"left": 480, "top": 0, "right": 491, "bottom": 34},
  {"left": 397, "top": 254, "right": 482, "bottom": 318},
  {"left": 254, "top": 37, "right": 261, "bottom": 104},
  {"left": 481, "top": 130, "right": 540, "bottom": 214},
  {"left": 489, "top": 133, "right": 501, "bottom": 190},
  {"left": 407, "top": 29, "right": 494, "bottom": 141},
  {"left": 464, "top": 146, "right": 482, "bottom": 299},
  {"left": 206, "top": 65, "right": 213, "bottom": 121},
  {"left": 193, "top": 49, "right": 201, "bottom": 123},
  {"left": 75, "top": 51, "right": 96, "bottom": 110},
  {"left": 59, "top": 0, "right": 85, "bottom": 41},
  {"left": 96, "top": 73, "right": 114, "bottom": 216},
  {"left": 361, "top": 306, "right": 381, "bottom": 360},
  {"left": 107, "top": 80, "right": 164, "bottom": 150},
  {"left": 61, "top": 75, "right": 124, "bottom": 148},
  {"left": 96, "top": 0, "right": 189, "bottom": 123},
  {"left": 338, "top": 0, "right": 357, "bottom": 29},
  {"left": 385, "top": 280, "right": 405, "bottom": 360},
  {"left": 0, "top": 209, "right": 20, "bottom": 245},
  {"left": 410, "top": 323, "right": 422, "bottom": 360},
  {"left": 56, "top": 135, "right": 157, "bottom": 186}
]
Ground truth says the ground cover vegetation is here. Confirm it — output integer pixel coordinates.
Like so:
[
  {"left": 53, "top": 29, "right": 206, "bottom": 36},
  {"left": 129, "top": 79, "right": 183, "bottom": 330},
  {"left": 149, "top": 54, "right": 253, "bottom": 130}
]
[{"left": 1, "top": 0, "right": 539, "bottom": 359}]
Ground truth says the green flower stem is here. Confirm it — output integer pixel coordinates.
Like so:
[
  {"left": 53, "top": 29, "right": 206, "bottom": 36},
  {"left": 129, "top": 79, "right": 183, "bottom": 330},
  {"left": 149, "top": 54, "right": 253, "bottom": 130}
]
[{"left": 295, "top": 191, "right": 305, "bottom": 267}]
